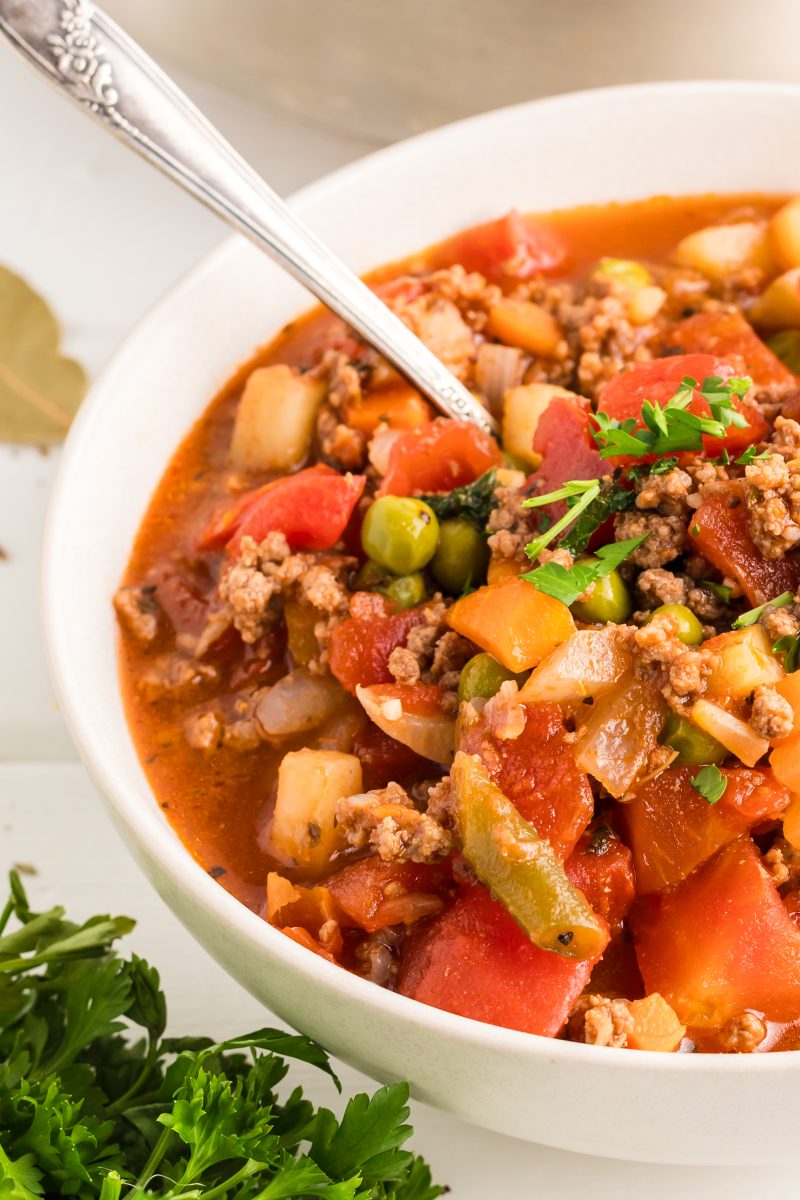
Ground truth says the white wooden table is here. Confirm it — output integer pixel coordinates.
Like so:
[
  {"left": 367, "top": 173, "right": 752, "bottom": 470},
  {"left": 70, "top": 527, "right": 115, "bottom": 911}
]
[{"left": 0, "top": 48, "right": 790, "bottom": 1198}]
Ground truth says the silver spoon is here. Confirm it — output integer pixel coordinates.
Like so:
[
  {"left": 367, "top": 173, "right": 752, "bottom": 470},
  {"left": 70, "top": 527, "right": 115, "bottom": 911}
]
[{"left": 0, "top": 0, "right": 497, "bottom": 437}]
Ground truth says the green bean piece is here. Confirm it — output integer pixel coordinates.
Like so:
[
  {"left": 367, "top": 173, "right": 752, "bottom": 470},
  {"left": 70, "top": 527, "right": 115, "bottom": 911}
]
[
  {"left": 661, "top": 711, "right": 728, "bottom": 765},
  {"left": 451, "top": 751, "right": 608, "bottom": 960},
  {"left": 570, "top": 560, "right": 632, "bottom": 624},
  {"left": 458, "top": 653, "right": 524, "bottom": 703},
  {"left": 430, "top": 517, "right": 490, "bottom": 595},
  {"left": 361, "top": 495, "right": 440, "bottom": 575},
  {"left": 647, "top": 603, "right": 703, "bottom": 646}
]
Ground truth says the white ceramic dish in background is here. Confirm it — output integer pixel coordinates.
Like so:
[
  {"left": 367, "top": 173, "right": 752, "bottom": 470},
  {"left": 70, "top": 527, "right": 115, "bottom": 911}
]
[{"left": 44, "top": 82, "right": 800, "bottom": 1166}]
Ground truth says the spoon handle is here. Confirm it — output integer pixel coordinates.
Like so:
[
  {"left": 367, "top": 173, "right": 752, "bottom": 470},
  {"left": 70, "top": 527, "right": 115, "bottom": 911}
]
[{"left": 0, "top": 0, "right": 497, "bottom": 436}]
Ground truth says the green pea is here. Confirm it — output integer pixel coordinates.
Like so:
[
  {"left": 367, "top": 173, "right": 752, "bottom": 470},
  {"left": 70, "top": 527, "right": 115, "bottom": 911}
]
[
  {"left": 458, "top": 653, "right": 525, "bottom": 703},
  {"left": 570, "top": 561, "right": 632, "bottom": 625},
  {"left": 361, "top": 495, "right": 440, "bottom": 575},
  {"left": 355, "top": 560, "right": 426, "bottom": 610},
  {"left": 767, "top": 329, "right": 800, "bottom": 375},
  {"left": 661, "top": 712, "right": 728, "bottom": 765},
  {"left": 430, "top": 518, "right": 490, "bottom": 595},
  {"left": 647, "top": 603, "right": 703, "bottom": 646}
]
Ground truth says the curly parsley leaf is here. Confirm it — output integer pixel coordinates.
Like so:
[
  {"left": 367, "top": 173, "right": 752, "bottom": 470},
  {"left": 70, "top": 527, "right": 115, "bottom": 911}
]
[
  {"left": 591, "top": 375, "right": 752, "bottom": 459},
  {"left": 731, "top": 591, "right": 794, "bottom": 630},
  {"left": 774, "top": 634, "right": 800, "bottom": 673},
  {"left": 418, "top": 468, "right": 497, "bottom": 529},
  {"left": 522, "top": 535, "right": 647, "bottom": 606},
  {"left": 0, "top": 872, "right": 444, "bottom": 1199},
  {"left": 690, "top": 763, "right": 728, "bottom": 805}
]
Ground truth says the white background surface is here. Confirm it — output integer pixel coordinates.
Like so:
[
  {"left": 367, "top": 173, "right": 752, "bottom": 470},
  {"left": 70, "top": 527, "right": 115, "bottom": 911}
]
[{"left": 0, "top": 46, "right": 791, "bottom": 1198}]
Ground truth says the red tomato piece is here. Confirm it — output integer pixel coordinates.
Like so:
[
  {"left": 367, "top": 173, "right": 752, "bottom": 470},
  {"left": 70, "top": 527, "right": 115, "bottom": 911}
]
[
  {"left": 632, "top": 836, "right": 800, "bottom": 1027},
  {"left": 436, "top": 210, "right": 567, "bottom": 283},
  {"left": 565, "top": 829, "right": 636, "bottom": 932},
  {"left": 664, "top": 310, "right": 797, "bottom": 393},
  {"left": 459, "top": 702, "right": 594, "bottom": 859},
  {"left": 361, "top": 681, "right": 447, "bottom": 717},
  {"left": 691, "top": 488, "right": 800, "bottom": 605},
  {"left": 328, "top": 593, "right": 431, "bottom": 695},
  {"left": 351, "top": 722, "right": 430, "bottom": 791},
  {"left": 327, "top": 858, "right": 451, "bottom": 933},
  {"left": 596, "top": 353, "right": 767, "bottom": 464},
  {"left": 529, "top": 396, "right": 605, "bottom": 524},
  {"left": 623, "top": 765, "right": 789, "bottom": 894},
  {"left": 397, "top": 884, "right": 599, "bottom": 1036},
  {"left": 199, "top": 465, "right": 366, "bottom": 553},
  {"left": 378, "top": 418, "right": 501, "bottom": 497}
]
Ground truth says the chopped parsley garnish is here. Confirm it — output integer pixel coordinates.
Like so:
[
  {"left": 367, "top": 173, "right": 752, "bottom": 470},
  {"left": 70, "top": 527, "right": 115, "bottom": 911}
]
[
  {"left": 522, "top": 536, "right": 647, "bottom": 606},
  {"left": 0, "top": 872, "right": 443, "bottom": 1200},
  {"left": 523, "top": 479, "right": 602, "bottom": 561},
  {"left": 419, "top": 468, "right": 497, "bottom": 529},
  {"left": 774, "top": 634, "right": 800, "bottom": 673},
  {"left": 700, "top": 580, "right": 734, "bottom": 605},
  {"left": 690, "top": 763, "right": 728, "bottom": 806},
  {"left": 731, "top": 591, "right": 794, "bottom": 629},
  {"left": 735, "top": 446, "right": 772, "bottom": 466},
  {"left": 591, "top": 375, "right": 751, "bottom": 459}
]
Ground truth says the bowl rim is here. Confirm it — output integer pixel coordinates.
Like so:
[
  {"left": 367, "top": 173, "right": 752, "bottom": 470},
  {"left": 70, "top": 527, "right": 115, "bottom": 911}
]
[{"left": 43, "top": 78, "right": 800, "bottom": 1078}]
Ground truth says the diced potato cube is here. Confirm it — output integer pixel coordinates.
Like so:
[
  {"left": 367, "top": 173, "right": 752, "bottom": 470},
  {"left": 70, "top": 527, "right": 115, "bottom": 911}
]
[
  {"left": 230, "top": 363, "right": 325, "bottom": 472},
  {"left": 705, "top": 625, "right": 784, "bottom": 702},
  {"left": 673, "top": 221, "right": 773, "bottom": 280},
  {"left": 502, "top": 382, "right": 575, "bottom": 468},
  {"left": 487, "top": 299, "right": 561, "bottom": 355},
  {"left": 627, "top": 285, "right": 667, "bottom": 326},
  {"left": 271, "top": 748, "right": 362, "bottom": 872},
  {"left": 750, "top": 268, "right": 800, "bottom": 329},
  {"left": 770, "top": 196, "right": 800, "bottom": 271}
]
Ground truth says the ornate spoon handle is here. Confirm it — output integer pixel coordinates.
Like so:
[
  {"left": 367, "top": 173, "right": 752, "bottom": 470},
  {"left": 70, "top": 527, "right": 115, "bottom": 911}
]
[{"left": 0, "top": 0, "right": 497, "bottom": 436}]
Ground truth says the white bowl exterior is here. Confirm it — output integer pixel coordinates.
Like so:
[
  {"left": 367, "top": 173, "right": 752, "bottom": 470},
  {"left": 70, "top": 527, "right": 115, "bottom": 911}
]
[{"left": 44, "top": 83, "right": 800, "bottom": 1165}]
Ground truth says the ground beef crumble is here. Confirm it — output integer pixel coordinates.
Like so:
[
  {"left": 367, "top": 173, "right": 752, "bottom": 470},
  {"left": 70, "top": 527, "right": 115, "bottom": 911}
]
[
  {"left": 749, "top": 684, "right": 794, "bottom": 741},
  {"left": 335, "top": 782, "right": 454, "bottom": 863},
  {"left": 386, "top": 599, "right": 474, "bottom": 709},
  {"left": 567, "top": 994, "right": 635, "bottom": 1048},
  {"left": 745, "top": 452, "right": 800, "bottom": 559},
  {"left": 113, "top": 584, "right": 159, "bottom": 644},
  {"left": 719, "top": 1012, "right": 767, "bottom": 1053}
]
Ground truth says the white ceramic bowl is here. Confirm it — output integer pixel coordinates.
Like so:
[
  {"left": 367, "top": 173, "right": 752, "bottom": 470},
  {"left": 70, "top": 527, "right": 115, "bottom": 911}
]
[{"left": 45, "top": 82, "right": 800, "bottom": 1166}]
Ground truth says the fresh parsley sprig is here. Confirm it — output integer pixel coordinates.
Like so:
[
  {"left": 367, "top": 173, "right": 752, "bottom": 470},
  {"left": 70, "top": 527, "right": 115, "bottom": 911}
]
[
  {"left": 419, "top": 468, "right": 497, "bottom": 529},
  {"left": 0, "top": 873, "right": 443, "bottom": 1200},
  {"left": 522, "top": 536, "right": 647, "bottom": 607},
  {"left": 735, "top": 446, "right": 772, "bottom": 466},
  {"left": 523, "top": 479, "right": 602, "bottom": 561},
  {"left": 774, "top": 634, "right": 800, "bottom": 673},
  {"left": 690, "top": 763, "right": 728, "bottom": 806},
  {"left": 591, "top": 375, "right": 752, "bottom": 459},
  {"left": 731, "top": 591, "right": 794, "bottom": 630}
]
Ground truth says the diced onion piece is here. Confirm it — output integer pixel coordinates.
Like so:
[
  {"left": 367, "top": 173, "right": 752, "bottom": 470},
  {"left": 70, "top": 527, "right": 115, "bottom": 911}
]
[
  {"left": 356, "top": 683, "right": 455, "bottom": 764},
  {"left": 518, "top": 627, "right": 631, "bottom": 705},
  {"left": 574, "top": 674, "right": 665, "bottom": 798},
  {"left": 230, "top": 363, "right": 325, "bottom": 472},
  {"left": 487, "top": 299, "right": 561, "bottom": 356},
  {"left": 502, "top": 382, "right": 574, "bottom": 469},
  {"left": 705, "top": 625, "right": 784, "bottom": 702},
  {"left": 474, "top": 343, "right": 525, "bottom": 415},
  {"left": 627, "top": 285, "right": 667, "bottom": 326},
  {"left": 256, "top": 669, "right": 346, "bottom": 737},
  {"left": 271, "top": 748, "right": 362, "bottom": 871},
  {"left": 673, "top": 221, "right": 773, "bottom": 280},
  {"left": 689, "top": 699, "right": 769, "bottom": 768},
  {"left": 368, "top": 426, "right": 403, "bottom": 476},
  {"left": 750, "top": 268, "right": 800, "bottom": 329},
  {"left": 770, "top": 197, "right": 800, "bottom": 271}
]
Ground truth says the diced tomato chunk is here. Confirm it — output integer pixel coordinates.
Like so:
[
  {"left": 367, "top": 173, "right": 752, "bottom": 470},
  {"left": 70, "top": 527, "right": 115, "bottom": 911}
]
[
  {"left": 327, "top": 858, "right": 451, "bottom": 933},
  {"left": 436, "top": 210, "right": 567, "bottom": 283},
  {"left": 352, "top": 722, "right": 430, "bottom": 790},
  {"left": 565, "top": 828, "right": 636, "bottom": 932},
  {"left": 328, "top": 593, "right": 431, "bottom": 695},
  {"left": 596, "top": 354, "right": 767, "bottom": 464},
  {"left": 459, "top": 702, "right": 593, "bottom": 859},
  {"left": 378, "top": 418, "right": 501, "bottom": 497},
  {"left": 663, "top": 311, "right": 797, "bottom": 393},
  {"left": 199, "top": 465, "right": 365, "bottom": 553},
  {"left": 396, "top": 884, "right": 598, "bottom": 1036},
  {"left": 632, "top": 836, "right": 800, "bottom": 1027},
  {"left": 530, "top": 397, "right": 604, "bottom": 522},
  {"left": 624, "top": 765, "right": 790, "bottom": 894},
  {"left": 359, "top": 682, "right": 447, "bottom": 718},
  {"left": 691, "top": 488, "right": 800, "bottom": 605}
]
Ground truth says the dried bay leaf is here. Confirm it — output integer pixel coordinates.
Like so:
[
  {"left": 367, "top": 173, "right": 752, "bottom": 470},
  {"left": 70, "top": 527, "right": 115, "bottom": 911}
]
[{"left": 0, "top": 265, "right": 87, "bottom": 444}]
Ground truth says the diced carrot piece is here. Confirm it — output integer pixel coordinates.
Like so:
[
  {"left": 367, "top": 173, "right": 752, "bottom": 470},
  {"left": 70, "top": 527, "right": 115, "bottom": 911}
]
[
  {"left": 345, "top": 385, "right": 433, "bottom": 435},
  {"left": 627, "top": 994, "right": 686, "bottom": 1052},
  {"left": 447, "top": 577, "right": 575, "bottom": 672},
  {"left": 487, "top": 299, "right": 561, "bottom": 355},
  {"left": 487, "top": 556, "right": 525, "bottom": 584},
  {"left": 770, "top": 673, "right": 800, "bottom": 792}
]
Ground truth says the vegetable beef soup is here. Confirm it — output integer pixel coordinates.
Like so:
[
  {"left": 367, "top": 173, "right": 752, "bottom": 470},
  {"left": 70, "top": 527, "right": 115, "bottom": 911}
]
[{"left": 117, "top": 194, "right": 800, "bottom": 1054}]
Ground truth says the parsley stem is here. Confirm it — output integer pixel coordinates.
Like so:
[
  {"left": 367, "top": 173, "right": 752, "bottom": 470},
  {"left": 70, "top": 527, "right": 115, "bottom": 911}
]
[
  {"left": 136, "top": 1125, "right": 175, "bottom": 1190},
  {"left": 106, "top": 1037, "right": 160, "bottom": 1117},
  {"left": 524, "top": 480, "right": 600, "bottom": 562}
]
